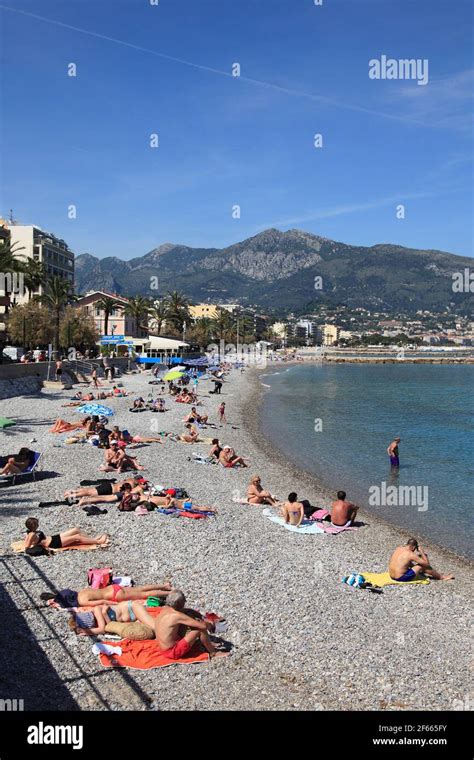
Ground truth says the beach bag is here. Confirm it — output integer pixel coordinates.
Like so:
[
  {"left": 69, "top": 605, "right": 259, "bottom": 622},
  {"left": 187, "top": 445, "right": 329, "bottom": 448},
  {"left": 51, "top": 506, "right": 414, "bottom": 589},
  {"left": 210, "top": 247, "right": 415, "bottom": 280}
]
[
  {"left": 88, "top": 567, "right": 112, "bottom": 589},
  {"left": 342, "top": 573, "right": 365, "bottom": 589},
  {"left": 26, "top": 545, "right": 49, "bottom": 557},
  {"left": 118, "top": 493, "right": 140, "bottom": 512}
]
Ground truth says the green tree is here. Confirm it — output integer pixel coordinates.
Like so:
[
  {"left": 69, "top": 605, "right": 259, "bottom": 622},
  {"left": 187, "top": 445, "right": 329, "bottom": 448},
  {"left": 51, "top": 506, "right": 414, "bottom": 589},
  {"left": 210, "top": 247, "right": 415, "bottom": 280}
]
[
  {"left": 124, "top": 296, "right": 151, "bottom": 332},
  {"left": 96, "top": 296, "right": 122, "bottom": 337},
  {"left": 148, "top": 301, "right": 169, "bottom": 336},
  {"left": 60, "top": 305, "right": 99, "bottom": 353},
  {"left": 6, "top": 301, "right": 54, "bottom": 348},
  {"left": 22, "top": 259, "right": 46, "bottom": 301},
  {"left": 37, "top": 276, "right": 76, "bottom": 355},
  {"left": 211, "top": 308, "right": 233, "bottom": 340},
  {"left": 163, "top": 290, "right": 191, "bottom": 330}
]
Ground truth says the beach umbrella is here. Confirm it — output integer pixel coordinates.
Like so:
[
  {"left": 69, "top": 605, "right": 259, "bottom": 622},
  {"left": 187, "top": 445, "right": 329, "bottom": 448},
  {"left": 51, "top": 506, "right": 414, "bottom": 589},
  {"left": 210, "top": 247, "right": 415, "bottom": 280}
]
[
  {"left": 75, "top": 404, "right": 114, "bottom": 417},
  {"left": 163, "top": 369, "right": 185, "bottom": 381}
]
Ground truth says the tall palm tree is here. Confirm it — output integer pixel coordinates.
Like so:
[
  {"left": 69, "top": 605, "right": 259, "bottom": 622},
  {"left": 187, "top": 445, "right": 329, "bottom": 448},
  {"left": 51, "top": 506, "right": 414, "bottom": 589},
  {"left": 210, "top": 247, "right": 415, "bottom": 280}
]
[
  {"left": 37, "top": 276, "right": 76, "bottom": 355},
  {"left": 211, "top": 308, "right": 233, "bottom": 340},
  {"left": 22, "top": 258, "right": 46, "bottom": 301},
  {"left": 124, "top": 296, "right": 151, "bottom": 333},
  {"left": 163, "top": 290, "right": 191, "bottom": 330},
  {"left": 0, "top": 240, "right": 26, "bottom": 313},
  {"left": 96, "top": 296, "right": 123, "bottom": 337},
  {"left": 148, "top": 301, "right": 169, "bottom": 336}
]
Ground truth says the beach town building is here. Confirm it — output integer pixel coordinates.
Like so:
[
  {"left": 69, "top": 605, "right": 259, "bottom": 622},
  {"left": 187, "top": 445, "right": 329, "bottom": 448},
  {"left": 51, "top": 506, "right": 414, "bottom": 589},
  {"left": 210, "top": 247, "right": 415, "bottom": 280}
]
[
  {"left": 189, "top": 303, "right": 219, "bottom": 320},
  {"left": 4, "top": 222, "right": 75, "bottom": 304},
  {"left": 322, "top": 324, "right": 341, "bottom": 346},
  {"left": 73, "top": 291, "right": 148, "bottom": 348}
]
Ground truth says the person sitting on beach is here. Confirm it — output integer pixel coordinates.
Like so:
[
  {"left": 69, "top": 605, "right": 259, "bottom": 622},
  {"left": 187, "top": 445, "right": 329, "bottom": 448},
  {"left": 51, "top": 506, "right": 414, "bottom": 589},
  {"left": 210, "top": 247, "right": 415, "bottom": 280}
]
[
  {"left": 130, "top": 397, "right": 145, "bottom": 411},
  {"left": 179, "top": 423, "right": 200, "bottom": 443},
  {"left": 209, "top": 438, "right": 222, "bottom": 462},
  {"left": 247, "top": 475, "right": 278, "bottom": 505},
  {"left": 0, "top": 448, "right": 36, "bottom": 476},
  {"left": 99, "top": 441, "right": 145, "bottom": 472},
  {"left": 24, "top": 517, "right": 108, "bottom": 551},
  {"left": 112, "top": 385, "right": 127, "bottom": 397},
  {"left": 150, "top": 398, "right": 166, "bottom": 412},
  {"left": 330, "top": 491, "right": 359, "bottom": 528},
  {"left": 184, "top": 407, "right": 208, "bottom": 425},
  {"left": 389, "top": 538, "right": 455, "bottom": 582},
  {"left": 280, "top": 493, "right": 305, "bottom": 527},
  {"left": 41, "top": 582, "right": 173, "bottom": 609},
  {"left": 138, "top": 590, "right": 227, "bottom": 660},
  {"left": 219, "top": 445, "right": 248, "bottom": 468}
]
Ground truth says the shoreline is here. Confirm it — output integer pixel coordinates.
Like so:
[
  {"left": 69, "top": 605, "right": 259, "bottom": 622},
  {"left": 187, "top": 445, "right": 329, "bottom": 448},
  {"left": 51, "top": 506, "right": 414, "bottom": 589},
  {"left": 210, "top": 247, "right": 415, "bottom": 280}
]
[
  {"left": 242, "top": 366, "right": 473, "bottom": 570},
  {"left": 0, "top": 368, "right": 471, "bottom": 711}
]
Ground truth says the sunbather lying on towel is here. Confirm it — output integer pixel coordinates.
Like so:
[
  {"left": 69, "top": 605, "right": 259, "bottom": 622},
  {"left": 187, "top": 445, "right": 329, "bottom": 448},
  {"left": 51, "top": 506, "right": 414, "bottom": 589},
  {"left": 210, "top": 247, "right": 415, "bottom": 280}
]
[
  {"left": 99, "top": 442, "right": 145, "bottom": 472},
  {"left": 247, "top": 475, "right": 278, "bottom": 505},
  {"left": 24, "top": 517, "right": 108, "bottom": 550},
  {"left": 115, "top": 427, "right": 164, "bottom": 446},
  {"left": 137, "top": 590, "right": 227, "bottom": 660},
  {"left": 141, "top": 494, "right": 217, "bottom": 514},
  {"left": 64, "top": 475, "right": 146, "bottom": 500},
  {"left": 68, "top": 600, "right": 154, "bottom": 635},
  {"left": 75, "top": 482, "right": 142, "bottom": 510},
  {"left": 49, "top": 418, "right": 84, "bottom": 434},
  {"left": 0, "top": 447, "right": 36, "bottom": 476},
  {"left": 41, "top": 582, "right": 173, "bottom": 608},
  {"left": 330, "top": 491, "right": 359, "bottom": 527},
  {"left": 389, "top": 538, "right": 454, "bottom": 582}
]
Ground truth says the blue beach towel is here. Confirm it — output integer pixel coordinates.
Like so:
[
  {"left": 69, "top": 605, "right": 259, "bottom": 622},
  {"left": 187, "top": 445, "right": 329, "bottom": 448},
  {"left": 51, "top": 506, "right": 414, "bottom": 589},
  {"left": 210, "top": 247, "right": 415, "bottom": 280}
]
[{"left": 262, "top": 508, "right": 325, "bottom": 534}]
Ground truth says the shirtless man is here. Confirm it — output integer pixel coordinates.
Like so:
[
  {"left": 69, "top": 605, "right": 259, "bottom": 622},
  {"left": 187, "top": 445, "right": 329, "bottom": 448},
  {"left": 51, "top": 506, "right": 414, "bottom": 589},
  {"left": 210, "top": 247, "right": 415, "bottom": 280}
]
[
  {"left": 219, "top": 446, "right": 247, "bottom": 468},
  {"left": 389, "top": 538, "right": 454, "bottom": 582},
  {"left": 184, "top": 407, "right": 208, "bottom": 425},
  {"left": 330, "top": 491, "right": 359, "bottom": 528},
  {"left": 387, "top": 437, "right": 401, "bottom": 468},
  {"left": 99, "top": 441, "right": 145, "bottom": 472},
  {"left": 280, "top": 493, "right": 305, "bottom": 526},
  {"left": 247, "top": 475, "right": 278, "bottom": 505},
  {"left": 140, "top": 590, "right": 227, "bottom": 660}
]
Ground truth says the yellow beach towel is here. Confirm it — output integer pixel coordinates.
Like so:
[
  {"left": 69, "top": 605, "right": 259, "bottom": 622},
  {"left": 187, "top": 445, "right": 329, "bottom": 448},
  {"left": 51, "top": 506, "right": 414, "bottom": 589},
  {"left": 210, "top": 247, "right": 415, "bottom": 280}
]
[
  {"left": 11, "top": 540, "right": 107, "bottom": 554},
  {"left": 363, "top": 572, "right": 429, "bottom": 587}
]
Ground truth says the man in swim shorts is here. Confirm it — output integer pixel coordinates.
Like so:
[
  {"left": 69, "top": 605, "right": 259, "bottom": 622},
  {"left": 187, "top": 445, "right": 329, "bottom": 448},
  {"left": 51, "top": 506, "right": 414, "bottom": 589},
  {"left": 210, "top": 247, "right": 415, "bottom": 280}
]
[
  {"left": 330, "top": 491, "right": 359, "bottom": 527},
  {"left": 139, "top": 590, "right": 227, "bottom": 660},
  {"left": 387, "top": 436, "right": 401, "bottom": 468},
  {"left": 388, "top": 538, "right": 455, "bottom": 581},
  {"left": 64, "top": 475, "right": 146, "bottom": 501}
]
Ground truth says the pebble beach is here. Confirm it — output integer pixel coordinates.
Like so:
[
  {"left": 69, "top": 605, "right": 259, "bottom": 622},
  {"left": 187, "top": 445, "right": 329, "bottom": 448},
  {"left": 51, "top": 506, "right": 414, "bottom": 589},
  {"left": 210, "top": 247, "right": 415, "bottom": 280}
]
[{"left": 0, "top": 368, "right": 471, "bottom": 712}]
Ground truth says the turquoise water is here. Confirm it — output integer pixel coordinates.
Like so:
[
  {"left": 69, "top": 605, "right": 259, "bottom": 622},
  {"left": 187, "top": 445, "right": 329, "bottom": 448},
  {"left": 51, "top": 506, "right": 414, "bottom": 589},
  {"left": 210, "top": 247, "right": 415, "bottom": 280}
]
[{"left": 259, "top": 363, "right": 474, "bottom": 558}]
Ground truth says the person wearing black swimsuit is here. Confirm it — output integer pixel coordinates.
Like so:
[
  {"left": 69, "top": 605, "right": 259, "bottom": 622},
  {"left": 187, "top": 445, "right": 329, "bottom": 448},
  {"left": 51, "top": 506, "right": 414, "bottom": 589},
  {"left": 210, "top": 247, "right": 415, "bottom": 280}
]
[{"left": 24, "top": 517, "right": 108, "bottom": 550}]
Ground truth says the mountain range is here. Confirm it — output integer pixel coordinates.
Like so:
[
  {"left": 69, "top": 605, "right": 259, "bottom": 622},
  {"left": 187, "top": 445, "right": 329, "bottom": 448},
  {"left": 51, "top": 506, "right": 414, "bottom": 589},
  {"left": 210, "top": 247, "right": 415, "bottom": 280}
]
[{"left": 74, "top": 228, "right": 472, "bottom": 315}]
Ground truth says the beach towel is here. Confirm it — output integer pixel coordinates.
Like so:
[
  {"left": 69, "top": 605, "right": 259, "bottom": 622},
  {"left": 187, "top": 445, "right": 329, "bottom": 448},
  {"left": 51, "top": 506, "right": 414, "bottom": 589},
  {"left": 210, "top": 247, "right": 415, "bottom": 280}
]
[
  {"left": 96, "top": 638, "right": 211, "bottom": 670},
  {"left": 361, "top": 572, "right": 430, "bottom": 587},
  {"left": 0, "top": 417, "right": 15, "bottom": 429},
  {"left": 319, "top": 522, "right": 358, "bottom": 535},
  {"left": 11, "top": 540, "right": 107, "bottom": 554},
  {"left": 262, "top": 508, "right": 325, "bottom": 534}
]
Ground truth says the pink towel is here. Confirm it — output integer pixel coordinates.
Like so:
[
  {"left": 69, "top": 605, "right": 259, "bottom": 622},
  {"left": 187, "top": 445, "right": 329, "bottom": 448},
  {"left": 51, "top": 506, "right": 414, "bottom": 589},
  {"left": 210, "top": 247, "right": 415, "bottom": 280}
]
[
  {"left": 308, "top": 509, "right": 331, "bottom": 521},
  {"left": 320, "top": 523, "right": 358, "bottom": 534}
]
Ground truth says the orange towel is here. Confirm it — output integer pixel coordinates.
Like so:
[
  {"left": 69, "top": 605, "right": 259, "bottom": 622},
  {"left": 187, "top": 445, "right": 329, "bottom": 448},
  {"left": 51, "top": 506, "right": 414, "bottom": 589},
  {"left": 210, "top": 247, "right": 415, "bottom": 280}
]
[
  {"left": 49, "top": 419, "right": 82, "bottom": 433},
  {"left": 11, "top": 540, "right": 106, "bottom": 553},
  {"left": 97, "top": 637, "right": 210, "bottom": 669}
]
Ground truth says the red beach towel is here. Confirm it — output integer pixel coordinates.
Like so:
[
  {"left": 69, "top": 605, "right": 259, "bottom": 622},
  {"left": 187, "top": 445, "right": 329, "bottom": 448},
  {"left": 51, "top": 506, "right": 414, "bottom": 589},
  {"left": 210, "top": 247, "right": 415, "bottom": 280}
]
[{"left": 97, "top": 638, "right": 211, "bottom": 669}]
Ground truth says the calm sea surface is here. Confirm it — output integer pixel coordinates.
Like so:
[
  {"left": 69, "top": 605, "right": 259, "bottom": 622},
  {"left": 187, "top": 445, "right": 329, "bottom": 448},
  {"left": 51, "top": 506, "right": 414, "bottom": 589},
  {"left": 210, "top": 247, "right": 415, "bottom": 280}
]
[{"left": 259, "top": 363, "right": 473, "bottom": 558}]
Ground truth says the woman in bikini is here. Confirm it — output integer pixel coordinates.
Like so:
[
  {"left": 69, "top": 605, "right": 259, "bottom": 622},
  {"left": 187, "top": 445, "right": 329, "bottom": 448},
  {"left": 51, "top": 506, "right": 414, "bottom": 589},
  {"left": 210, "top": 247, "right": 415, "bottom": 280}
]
[
  {"left": 24, "top": 517, "right": 108, "bottom": 550},
  {"left": 41, "top": 582, "right": 173, "bottom": 610},
  {"left": 280, "top": 492, "right": 305, "bottom": 527},
  {"left": 0, "top": 448, "right": 36, "bottom": 476},
  {"left": 68, "top": 599, "right": 155, "bottom": 635},
  {"left": 179, "top": 423, "right": 200, "bottom": 443}
]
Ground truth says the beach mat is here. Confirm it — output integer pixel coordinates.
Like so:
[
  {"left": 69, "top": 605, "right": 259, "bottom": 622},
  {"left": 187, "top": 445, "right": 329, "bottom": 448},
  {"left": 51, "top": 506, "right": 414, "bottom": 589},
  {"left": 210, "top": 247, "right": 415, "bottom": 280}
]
[
  {"left": 0, "top": 417, "right": 16, "bottom": 429},
  {"left": 362, "top": 572, "right": 430, "bottom": 587},
  {"left": 96, "top": 637, "right": 214, "bottom": 669},
  {"left": 262, "top": 508, "right": 325, "bottom": 534},
  {"left": 11, "top": 540, "right": 107, "bottom": 554}
]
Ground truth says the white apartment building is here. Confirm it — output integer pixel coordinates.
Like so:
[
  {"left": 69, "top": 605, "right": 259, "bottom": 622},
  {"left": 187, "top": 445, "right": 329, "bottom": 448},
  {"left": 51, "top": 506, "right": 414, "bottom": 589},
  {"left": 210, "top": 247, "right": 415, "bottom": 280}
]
[{"left": 6, "top": 224, "right": 75, "bottom": 304}]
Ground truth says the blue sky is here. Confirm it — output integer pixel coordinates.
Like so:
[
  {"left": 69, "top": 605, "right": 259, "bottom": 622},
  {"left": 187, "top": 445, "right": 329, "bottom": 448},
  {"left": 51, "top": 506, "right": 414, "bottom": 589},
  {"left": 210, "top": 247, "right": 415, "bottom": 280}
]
[{"left": 1, "top": 0, "right": 472, "bottom": 259}]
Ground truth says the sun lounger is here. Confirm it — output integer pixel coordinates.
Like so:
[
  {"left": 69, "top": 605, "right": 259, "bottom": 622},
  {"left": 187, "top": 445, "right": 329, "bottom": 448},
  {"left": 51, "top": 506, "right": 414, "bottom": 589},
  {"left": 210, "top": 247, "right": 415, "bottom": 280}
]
[{"left": 0, "top": 451, "right": 42, "bottom": 485}]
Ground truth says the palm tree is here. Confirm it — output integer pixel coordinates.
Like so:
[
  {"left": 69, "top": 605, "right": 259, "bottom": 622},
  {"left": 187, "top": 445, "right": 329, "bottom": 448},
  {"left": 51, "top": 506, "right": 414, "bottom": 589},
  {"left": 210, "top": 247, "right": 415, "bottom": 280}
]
[
  {"left": 22, "top": 259, "right": 46, "bottom": 301},
  {"left": 0, "top": 240, "right": 26, "bottom": 313},
  {"left": 124, "top": 296, "right": 151, "bottom": 333},
  {"left": 148, "top": 302, "right": 169, "bottom": 336},
  {"left": 37, "top": 276, "right": 76, "bottom": 355},
  {"left": 96, "top": 296, "right": 123, "bottom": 337},
  {"left": 211, "top": 308, "right": 233, "bottom": 340},
  {"left": 163, "top": 290, "right": 191, "bottom": 330}
]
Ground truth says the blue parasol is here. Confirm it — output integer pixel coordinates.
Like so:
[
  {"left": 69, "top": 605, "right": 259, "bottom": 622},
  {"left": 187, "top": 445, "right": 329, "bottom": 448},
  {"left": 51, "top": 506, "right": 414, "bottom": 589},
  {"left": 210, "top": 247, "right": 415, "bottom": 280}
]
[{"left": 75, "top": 404, "right": 114, "bottom": 417}]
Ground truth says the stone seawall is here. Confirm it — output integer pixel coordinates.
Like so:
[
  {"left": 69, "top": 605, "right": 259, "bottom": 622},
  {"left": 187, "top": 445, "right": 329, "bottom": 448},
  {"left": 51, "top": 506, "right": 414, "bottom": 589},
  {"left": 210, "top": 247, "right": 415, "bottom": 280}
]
[{"left": 0, "top": 375, "right": 43, "bottom": 400}]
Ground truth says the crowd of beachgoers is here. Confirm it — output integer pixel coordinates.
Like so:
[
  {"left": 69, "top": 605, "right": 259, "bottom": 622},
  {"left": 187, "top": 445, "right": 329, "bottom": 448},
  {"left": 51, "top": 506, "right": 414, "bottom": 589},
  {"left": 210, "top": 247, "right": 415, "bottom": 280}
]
[{"left": 0, "top": 361, "right": 469, "bottom": 711}]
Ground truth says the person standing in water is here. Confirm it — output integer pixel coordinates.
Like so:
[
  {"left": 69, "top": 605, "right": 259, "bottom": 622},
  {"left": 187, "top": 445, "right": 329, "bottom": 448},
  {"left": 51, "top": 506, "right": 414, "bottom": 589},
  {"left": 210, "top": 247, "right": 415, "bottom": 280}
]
[{"left": 387, "top": 437, "right": 401, "bottom": 468}]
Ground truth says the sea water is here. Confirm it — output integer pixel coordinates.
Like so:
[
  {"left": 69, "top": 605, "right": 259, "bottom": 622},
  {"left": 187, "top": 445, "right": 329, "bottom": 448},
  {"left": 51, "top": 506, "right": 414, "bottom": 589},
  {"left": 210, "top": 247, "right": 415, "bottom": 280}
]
[{"left": 260, "top": 363, "right": 473, "bottom": 558}]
